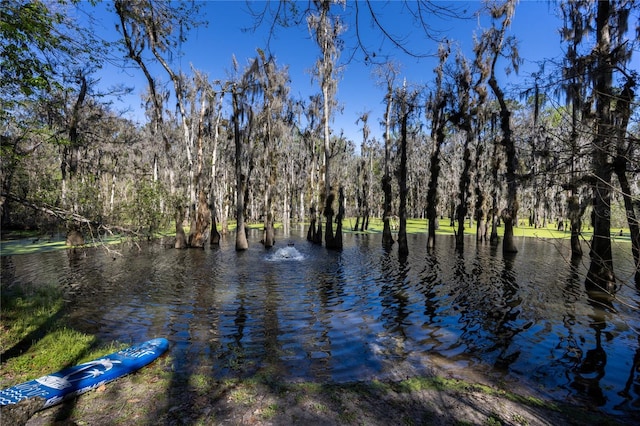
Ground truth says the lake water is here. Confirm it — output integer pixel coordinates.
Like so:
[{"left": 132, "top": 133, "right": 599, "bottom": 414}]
[{"left": 2, "top": 228, "right": 639, "bottom": 416}]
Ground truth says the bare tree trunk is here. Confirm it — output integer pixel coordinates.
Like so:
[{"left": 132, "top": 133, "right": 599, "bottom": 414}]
[
  {"left": 489, "top": 126, "right": 500, "bottom": 245},
  {"left": 568, "top": 196, "right": 586, "bottom": 258},
  {"left": 262, "top": 168, "right": 276, "bottom": 248},
  {"left": 189, "top": 191, "right": 210, "bottom": 248},
  {"left": 488, "top": 74, "right": 518, "bottom": 254},
  {"left": 188, "top": 92, "right": 210, "bottom": 248},
  {"left": 587, "top": 0, "right": 616, "bottom": 292},
  {"left": 568, "top": 102, "right": 584, "bottom": 258},
  {"left": 354, "top": 159, "right": 362, "bottom": 231},
  {"left": 360, "top": 152, "right": 373, "bottom": 231},
  {"left": 264, "top": 212, "right": 275, "bottom": 248},
  {"left": 109, "top": 159, "right": 118, "bottom": 214},
  {"left": 210, "top": 211, "right": 220, "bottom": 245},
  {"left": 588, "top": 168, "right": 614, "bottom": 291},
  {"left": 360, "top": 159, "right": 370, "bottom": 232},
  {"left": 426, "top": 95, "right": 446, "bottom": 249},
  {"left": 615, "top": 166, "right": 640, "bottom": 286},
  {"left": 397, "top": 96, "right": 409, "bottom": 257},
  {"left": 299, "top": 183, "right": 304, "bottom": 223},
  {"left": 613, "top": 78, "right": 638, "bottom": 287},
  {"left": 474, "top": 131, "right": 487, "bottom": 244},
  {"left": 319, "top": 87, "right": 333, "bottom": 247},
  {"left": 456, "top": 132, "right": 473, "bottom": 250},
  {"left": 449, "top": 55, "right": 475, "bottom": 251},
  {"left": 324, "top": 188, "right": 336, "bottom": 249},
  {"left": 307, "top": 1, "right": 343, "bottom": 250},
  {"left": 210, "top": 96, "right": 223, "bottom": 246},
  {"left": 490, "top": 201, "right": 499, "bottom": 244},
  {"left": 476, "top": 216, "right": 487, "bottom": 242},
  {"left": 235, "top": 182, "right": 249, "bottom": 251},
  {"left": 382, "top": 80, "right": 394, "bottom": 246},
  {"left": 474, "top": 1, "right": 519, "bottom": 252},
  {"left": 306, "top": 138, "right": 322, "bottom": 244},
  {"left": 175, "top": 205, "right": 187, "bottom": 249},
  {"left": 360, "top": 127, "right": 371, "bottom": 232},
  {"left": 233, "top": 91, "right": 248, "bottom": 251},
  {"left": 382, "top": 174, "right": 394, "bottom": 246},
  {"left": 283, "top": 175, "right": 291, "bottom": 237},
  {"left": 308, "top": 186, "right": 322, "bottom": 245},
  {"left": 562, "top": 1, "right": 590, "bottom": 260},
  {"left": 221, "top": 175, "right": 231, "bottom": 236},
  {"left": 315, "top": 212, "right": 323, "bottom": 245},
  {"left": 307, "top": 204, "right": 316, "bottom": 241},
  {"left": 334, "top": 186, "right": 344, "bottom": 250}
]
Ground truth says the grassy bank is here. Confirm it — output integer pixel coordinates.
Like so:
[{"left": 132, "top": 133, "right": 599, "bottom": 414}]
[{"left": 0, "top": 283, "right": 125, "bottom": 388}]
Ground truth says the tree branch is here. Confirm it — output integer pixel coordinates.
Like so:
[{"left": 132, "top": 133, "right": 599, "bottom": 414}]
[{"left": 2, "top": 193, "right": 140, "bottom": 237}]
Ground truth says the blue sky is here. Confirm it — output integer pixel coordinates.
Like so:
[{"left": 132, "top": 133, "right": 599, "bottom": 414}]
[{"left": 76, "top": 1, "right": 634, "bottom": 143}]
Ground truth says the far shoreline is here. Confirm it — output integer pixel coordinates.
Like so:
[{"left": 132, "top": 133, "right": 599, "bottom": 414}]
[{"left": 0, "top": 217, "right": 631, "bottom": 257}]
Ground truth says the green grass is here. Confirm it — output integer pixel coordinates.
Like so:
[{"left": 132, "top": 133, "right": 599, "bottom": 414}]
[
  {"left": 391, "top": 376, "right": 555, "bottom": 411},
  {"left": 4, "top": 328, "right": 97, "bottom": 379},
  {"left": 361, "top": 216, "right": 595, "bottom": 240},
  {"left": 322, "top": 216, "right": 615, "bottom": 242},
  {"left": 228, "top": 383, "right": 258, "bottom": 405},
  {"left": 0, "top": 284, "right": 65, "bottom": 351},
  {"left": 189, "top": 373, "right": 215, "bottom": 394},
  {"left": 260, "top": 403, "right": 280, "bottom": 420},
  {"left": 0, "top": 283, "right": 126, "bottom": 388},
  {"left": 0, "top": 239, "right": 71, "bottom": 255}
]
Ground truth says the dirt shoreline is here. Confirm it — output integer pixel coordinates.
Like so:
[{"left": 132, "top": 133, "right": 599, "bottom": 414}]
[{"left": 12, "top": 355, "right": 634, "bottom": 426}]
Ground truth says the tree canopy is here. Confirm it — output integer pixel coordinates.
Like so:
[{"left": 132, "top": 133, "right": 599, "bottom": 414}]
[{"left": 1, "top": 0, "right": 638, "bottom": 287}]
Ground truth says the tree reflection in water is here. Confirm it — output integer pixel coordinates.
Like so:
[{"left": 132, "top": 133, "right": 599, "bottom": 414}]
[{"left": 1, "top": 231, "right": 638, "bottom": 416}]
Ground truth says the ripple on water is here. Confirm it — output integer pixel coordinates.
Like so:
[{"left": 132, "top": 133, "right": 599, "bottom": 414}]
[{"left": 2, "top": 232, "right": 639, "bottom": 415}]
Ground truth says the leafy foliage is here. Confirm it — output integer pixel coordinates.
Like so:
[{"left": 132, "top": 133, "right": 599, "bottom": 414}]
[
  {"left": 123, "top": 179, "right": 170, "bottom": 237},
  {"left": 0, "top": 0, "right": 64, "bottom": 98}
]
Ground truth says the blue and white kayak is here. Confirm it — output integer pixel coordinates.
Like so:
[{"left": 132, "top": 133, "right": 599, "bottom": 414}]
[{"left": 0, "top": 337, "right": 169, "bottom": 409}]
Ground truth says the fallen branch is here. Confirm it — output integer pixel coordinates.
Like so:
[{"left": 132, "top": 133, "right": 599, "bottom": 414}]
[{"left": 2, "top": 193, "right": 140, "bottom": 237}]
